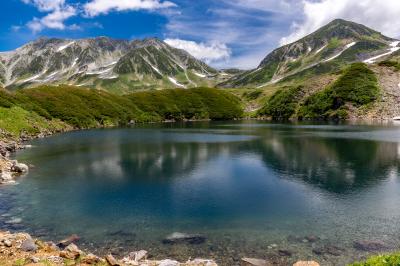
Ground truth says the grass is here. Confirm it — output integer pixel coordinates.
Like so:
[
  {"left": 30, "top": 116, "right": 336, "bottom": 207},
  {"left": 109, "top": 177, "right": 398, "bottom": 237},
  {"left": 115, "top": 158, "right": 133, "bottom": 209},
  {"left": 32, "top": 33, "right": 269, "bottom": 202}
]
[
  {"left": 0, "top": 106, "right": 67, "bottom": 138},
  {"left": 0, "top": 86, "right": 243, "bottom": 138},
  {"left": 349, "top": 253, "right": 400, "bottom": 266}
]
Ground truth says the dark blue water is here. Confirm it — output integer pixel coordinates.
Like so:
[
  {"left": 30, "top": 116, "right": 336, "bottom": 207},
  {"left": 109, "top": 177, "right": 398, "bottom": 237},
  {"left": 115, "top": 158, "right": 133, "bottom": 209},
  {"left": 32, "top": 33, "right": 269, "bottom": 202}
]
[{"left": 1, "top": 121, "right": 400, "bottom": 265}]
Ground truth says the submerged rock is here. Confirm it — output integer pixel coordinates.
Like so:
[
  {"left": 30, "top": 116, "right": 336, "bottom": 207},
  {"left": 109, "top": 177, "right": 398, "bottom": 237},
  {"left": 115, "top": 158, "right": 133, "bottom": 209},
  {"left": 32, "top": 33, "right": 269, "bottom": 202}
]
[
  {"left": 122, "top": 250, "right": 148, "bottom": 264},
  {"left": 312, "top": 244, "right": 344, "bottom": 256},
  {"left": 159, "top": 259, "right": 179, "bottom": 266},
  {"left": 57, "top": 234, "right": 80, "bottom": 248},
  {"left": 186, "top": 259, "right": 218, "bottom": 266},
  {"left": 278, "top": 249, "right": 293, "bottom": 257},
  {"left": 293, "top": 261, "right": 320, "bottom": 266},
  {"left": 162, "top": 232, "right": 206, "bottom": 245},
  {"left": 353, "top": 240, "right": 387, "bottom": 251},
  {"left": 304, "top": 235, "right": 320, "bottom": 243},
  {"left": 241, "top": 257, "right": 270, "bottom": 266}
]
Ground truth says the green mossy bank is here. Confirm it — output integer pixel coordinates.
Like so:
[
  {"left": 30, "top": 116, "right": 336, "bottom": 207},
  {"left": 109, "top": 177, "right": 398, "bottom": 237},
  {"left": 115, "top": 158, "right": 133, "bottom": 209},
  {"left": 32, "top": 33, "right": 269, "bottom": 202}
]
[
  {"left": 0, "top": 86, "right": 243, "bottom": 139},
  {"left": 258, "top": 63, "right": 380, "bottom": 120}
]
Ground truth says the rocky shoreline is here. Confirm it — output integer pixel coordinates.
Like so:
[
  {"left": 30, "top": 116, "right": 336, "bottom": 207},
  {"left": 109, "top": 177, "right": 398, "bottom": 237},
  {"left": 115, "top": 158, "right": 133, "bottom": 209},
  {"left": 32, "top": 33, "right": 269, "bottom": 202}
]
[
  {"left": 0, "top": 230, "right": 325, "bottom": 266},
  {"left": 0, "top": 138, "right": 30, "bottom": 185}
]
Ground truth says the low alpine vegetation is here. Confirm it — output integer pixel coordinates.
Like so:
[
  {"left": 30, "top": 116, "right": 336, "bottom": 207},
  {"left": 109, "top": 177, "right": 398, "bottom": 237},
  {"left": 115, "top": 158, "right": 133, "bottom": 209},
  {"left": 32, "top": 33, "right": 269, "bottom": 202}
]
[
  {"left": 258, "top": 86, "right": 304, "bottom": 120},
  {"left": 0, "top": 86, "right": 243, "bottom": 137},
  {"left": 298, "top": 63, "right": 379, "bottom": 120}
]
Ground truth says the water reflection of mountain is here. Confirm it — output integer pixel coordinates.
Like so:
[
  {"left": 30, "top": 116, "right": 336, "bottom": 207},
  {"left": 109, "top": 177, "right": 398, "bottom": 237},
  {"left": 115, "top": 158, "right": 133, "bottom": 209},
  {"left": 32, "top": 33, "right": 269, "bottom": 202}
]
[
  {"left": 244, "top": 129, "right": 400, "bottom": 193},
  {"left": 24, "top": 126, "right": 400, "bottom": 194}
]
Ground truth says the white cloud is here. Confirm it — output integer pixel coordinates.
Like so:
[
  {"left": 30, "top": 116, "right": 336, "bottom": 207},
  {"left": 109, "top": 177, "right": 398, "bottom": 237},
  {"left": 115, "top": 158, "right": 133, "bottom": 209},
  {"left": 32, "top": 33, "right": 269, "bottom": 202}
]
[
  {"left": 84, "top": 0, "right": 176, "bottom": 17},
  {"left": 281, "top": 0, "right": 400, "bottom": 45},
  {"left": 165, "top": 38, "right": 231, "bottom": 64},
  {"left": 22, "top": 0, "right": 77, "bottom": 32},
  {"left": 22, "top": 0, "right": 66, "bottom": 12}
]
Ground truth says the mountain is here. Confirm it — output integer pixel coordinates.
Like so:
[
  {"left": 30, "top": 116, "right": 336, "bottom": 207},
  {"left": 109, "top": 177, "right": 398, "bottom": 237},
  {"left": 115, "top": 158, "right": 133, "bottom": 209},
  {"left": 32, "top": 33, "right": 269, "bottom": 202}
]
[
  {"left": 0, "top": 37, "right": 222, "bottom": 93},
  {"left": 220, "top": 19, "right": 399, "bottom": 88}
]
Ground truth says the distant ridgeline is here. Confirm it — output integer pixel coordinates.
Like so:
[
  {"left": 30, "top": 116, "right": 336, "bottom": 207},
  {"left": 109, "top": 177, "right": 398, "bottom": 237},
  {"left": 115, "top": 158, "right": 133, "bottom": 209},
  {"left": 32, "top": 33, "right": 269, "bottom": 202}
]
[{"left": 0, "top": 86, "right": 243, "bottom": 138}]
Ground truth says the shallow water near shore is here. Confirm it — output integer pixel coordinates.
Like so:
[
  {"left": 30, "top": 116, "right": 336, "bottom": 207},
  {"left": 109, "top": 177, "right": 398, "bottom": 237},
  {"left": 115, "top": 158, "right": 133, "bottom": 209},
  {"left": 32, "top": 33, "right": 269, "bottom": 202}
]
[{"left": 2, "top": 121, "right": 400, "bottom": 265}]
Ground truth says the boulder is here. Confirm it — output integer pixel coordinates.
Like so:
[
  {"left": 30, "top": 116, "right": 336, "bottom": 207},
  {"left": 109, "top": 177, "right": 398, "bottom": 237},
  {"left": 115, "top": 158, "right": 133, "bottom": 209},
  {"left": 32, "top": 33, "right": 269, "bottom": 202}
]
[
  {"left": 162, "top": 232, "right": 206, "bottom": 245},
  {"left": 81, "top": 253, "right": 102, "bottom": 264},
  {"left": 241, "top": 258, "right": 271, "bottom": 266},
  {"left": 11, "top": 161, "right": 29, "bottom": 173},
  {"left": 64, "top": 243, "right": 83, "bottom": 258},
  {"left": 105, "top": 254, "right": 120, "bottom": 266},
  {"left": 57, "top": 234, "right": 80, "bottom": 248},
  {"left": 3, "top": 239, "right": 12, "bottom": 247},
  {"left": 293, "top": 261, "right": 320, "bottom": 266},
  {"left": 354, "top": 240, "right": 387, "bottom": 251},
  {"left": 122, "top": 250, "right": 148, "bottom": 263},
  {"left": 159, "top": 259, "right": 180, "bottom": 266},
  {"left": 20, "top": 238, "right": 37, "bottom": 252},
  {"left": 0, "top": 172, "right": 13, "bottom": 182}
]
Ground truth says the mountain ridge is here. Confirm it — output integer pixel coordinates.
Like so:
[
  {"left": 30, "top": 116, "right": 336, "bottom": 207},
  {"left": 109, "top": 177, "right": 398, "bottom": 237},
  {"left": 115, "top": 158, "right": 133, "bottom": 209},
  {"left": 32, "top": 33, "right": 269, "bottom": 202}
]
[
  {"left": 220, "top": 19, "right": 399, "bottom": 88},
  {"left": 0, "top": 36, "right": 222, "bottom": 93}
]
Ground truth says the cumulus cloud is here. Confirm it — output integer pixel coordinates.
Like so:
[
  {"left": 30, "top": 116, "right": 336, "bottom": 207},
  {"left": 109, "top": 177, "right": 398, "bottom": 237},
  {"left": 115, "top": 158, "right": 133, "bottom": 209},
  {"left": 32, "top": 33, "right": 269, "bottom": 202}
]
[
  {"left": 164, "top": 38, "right": 231, "bottom": 64},
  {"left": 281, "top": 0, "right": 400, "bottom": 45},
  {"left": 84, "top": 0, "right": 176, "bottom": 17},
  {"left": 22, "top": 0, "right": 77, "bottom": 32}
]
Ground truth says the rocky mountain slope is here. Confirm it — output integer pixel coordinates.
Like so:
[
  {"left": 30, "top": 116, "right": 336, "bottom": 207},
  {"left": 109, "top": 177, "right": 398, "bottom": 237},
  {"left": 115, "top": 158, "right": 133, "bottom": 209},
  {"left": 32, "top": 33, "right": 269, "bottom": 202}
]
[
  {"left": 0, "top": 37, "right": 224, "bottom": 93},
  {"left": 221, "top": 19, "right": 399, "bottom": 88}
]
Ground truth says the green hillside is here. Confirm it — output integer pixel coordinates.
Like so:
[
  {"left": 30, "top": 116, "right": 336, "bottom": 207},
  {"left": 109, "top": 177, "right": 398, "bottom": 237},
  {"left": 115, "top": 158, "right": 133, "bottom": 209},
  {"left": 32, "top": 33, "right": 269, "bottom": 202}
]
[{"left": 0, "top": 86, "right": 243, "bottom": 139}]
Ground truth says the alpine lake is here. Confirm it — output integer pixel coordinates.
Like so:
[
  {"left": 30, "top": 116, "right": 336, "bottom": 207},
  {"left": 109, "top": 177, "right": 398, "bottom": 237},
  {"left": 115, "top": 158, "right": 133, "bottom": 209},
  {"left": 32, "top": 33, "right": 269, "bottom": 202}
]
[{"left": 1, "top": 121, "right": 400, "bottom": 265}]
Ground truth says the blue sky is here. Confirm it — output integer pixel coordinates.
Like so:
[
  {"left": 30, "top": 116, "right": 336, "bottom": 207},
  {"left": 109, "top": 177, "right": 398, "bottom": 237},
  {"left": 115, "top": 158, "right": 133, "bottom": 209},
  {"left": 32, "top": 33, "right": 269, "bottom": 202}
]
[{"left": 1, "top": 0, "right": 400, "bottom": 69}]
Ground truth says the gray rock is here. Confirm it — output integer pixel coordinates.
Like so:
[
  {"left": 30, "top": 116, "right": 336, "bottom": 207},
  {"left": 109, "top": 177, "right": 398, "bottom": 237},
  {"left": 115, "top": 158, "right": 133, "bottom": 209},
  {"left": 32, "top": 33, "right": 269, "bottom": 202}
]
[
  {"left": 354, "top": 240, "right": 387, "bottom": 251},
  {"left": 162, "top": 232, "right": 206, "bottom": 245},
  {"left": 3, "top": 239, "right": 12, "bottom": 247},
  {"left": 0, "top": 172, "right": 13, "bottom": 182},
  {"left": 11, "top": 161, "right": 29, "bottom": 173},
  {"left": 20, "top": 238, "right": 37, "bottom": 252},
  {"left": 123, "top": 250, "right": 148, "bottom": 262}
]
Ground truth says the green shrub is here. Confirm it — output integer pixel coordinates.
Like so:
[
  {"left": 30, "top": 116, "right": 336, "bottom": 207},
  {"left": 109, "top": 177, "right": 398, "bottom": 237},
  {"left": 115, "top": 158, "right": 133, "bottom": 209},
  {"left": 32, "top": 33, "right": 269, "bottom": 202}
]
[
  {"left": 258, "top": 86, "right": 303, "bottom": 120},
  {"left": 349, "top": 252, "right": 400, "bottom": 266},
  {"left": 298, "top": 63, "right": 379, "bottom": 120}
]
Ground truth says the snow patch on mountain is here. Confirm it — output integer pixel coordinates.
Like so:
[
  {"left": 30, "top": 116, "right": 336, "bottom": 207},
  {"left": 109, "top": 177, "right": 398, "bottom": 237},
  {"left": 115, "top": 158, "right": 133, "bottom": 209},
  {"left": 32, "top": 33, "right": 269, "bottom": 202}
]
[
  {"left": 193, "top": 72, "right": 206, "bottom": 78},
  {"left": 324, "top": 42, "right": 356, "bottom": 62},
  {"left": 168, "top": 77, "right": 186, "bottom": 88},
  {"left": 20, "top": 73, "right": 42, "bottom": 83},
  {"left": 57, "top": 42, "right": 75, "bottom": 52},
  {"left": 364, "top": 41, "right": 400, "bottom": 64},
  {"left": 315, "top": 45, "right": 327, "bottom": 54}
]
